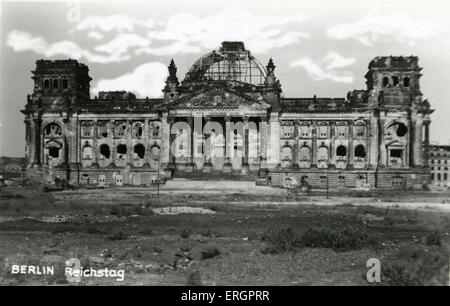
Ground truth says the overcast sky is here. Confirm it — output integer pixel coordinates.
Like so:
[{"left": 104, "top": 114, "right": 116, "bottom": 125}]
[{"left": 1, "top": 0, "right": 449, "bottom": 156}]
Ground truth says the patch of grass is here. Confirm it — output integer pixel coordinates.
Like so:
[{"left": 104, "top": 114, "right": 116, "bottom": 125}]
[
  {"left": 262, "top": 226, "right": 379, "bottom": 253},
  {"left": 186, "top": 270, "right": 202, "bottom": 286},
  {"left": 180, "top": 229, "right": 191, "bottom": 239},
  {"left": 108, "top": 230, "right": 129, "bottom": 241},
  {"left": 425, "top": 230, "right": 442, "bottom": 246},
  {"left": 200, "top": 246, "right": 221, "bottom": 260},
  {"left": 382, "top": 246, "right": 449, "bottom": 285},
  {"left": 300, "top": 226, "right": 379, "bottom": 251},
  {"left": 261, "top": 227, "right": 301, "bottom": 254}
]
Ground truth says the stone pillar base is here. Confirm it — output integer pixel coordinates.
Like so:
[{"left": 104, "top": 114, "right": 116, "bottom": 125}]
[
  {"left": 222, "top": 162, "right": 232, "bottom": 173},
  {"left": 240, "top": 163, "right": 250, "bottom": 175},
  {"left": 184, "top": 163, "right": 194, "bottom": 172},
  {"left": 202, "top": 162, "right": 212, "bottom": 173}
]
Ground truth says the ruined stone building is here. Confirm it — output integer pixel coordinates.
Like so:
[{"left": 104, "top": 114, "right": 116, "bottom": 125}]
[
  {"left": 22, "top": 41, "right": 433, "bottom": 189},
  {"left": 429, "top": 145, "right": 450, "bottom": 187}
]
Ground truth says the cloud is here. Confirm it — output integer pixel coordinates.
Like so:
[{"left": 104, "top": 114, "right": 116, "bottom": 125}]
[
  {"left": 94, "top": 33, "right": 150, "bottom": 57},
  {"left": 87, "top": 31, "right": 104, "bottom": 40},
  {"left": 290, "top": 52, "right": 355, "bottom": 83},
  {"left": 72, "top": 14, "right": 154, "bottom": 33},
  {"left": 8, "top": 9, "right": 310, "bottom": 63},
  {"left": 7, "top": 30, "right": 133, "bottom": 64},
  {"left": 135, "top": 41, "right": 202, "bottom": 56},
  {"left": 323, "top": 52, "right": 356, "bottom": 70},
  {"left": 92, "top": 63, "right": 168, "bottom": 98},
  {"left": 146, "top": 9, "right": 309, "bottom": 54},
  {"left": 326, "top": 12, "right": 445, "bottom": 46}
]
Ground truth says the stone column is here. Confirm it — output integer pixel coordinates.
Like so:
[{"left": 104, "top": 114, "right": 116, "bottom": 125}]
[
  {"left": 348, "top": 121, "right": 353, "bottom": 168},
  {"left": 110, "top": 120, "right": 116, "bottom": 165},
  {"left": 202, "top": 117, "right": 212, "bottom": 173},
  {"left": 423, "top": 121, "right": 430, "bottom": 167},
  {"left": 266, "top": 112, "right": 280, "bottom": 169},
  {"left": 241, "top": 116, "right": 250, "bottom": 174},
  {"left": 223, "top": 115, "right": 232, "bottom": 173},
  {"left": 185, "top": 116, "right": 194, "bottom": 172},
  {"left": 413, "top": 112, "right": 424, "bottom": 166},
  {"left": 29, "top": 118, "right": 36, "bottom": 166},
  {"left": 162, "top": 114, "right": 175, "bottom": 170},
  {"left": 292, "top": 121, "right": 299, "bottom": 169},
  {"left": 93, "top": 120, "right": 98, "bottom": 165},
  {"left": 369, "top": 110, "right": 379, "bottom": 168},
  {"left": 311, "top": 121, "right": 317, "bottom": 167}
]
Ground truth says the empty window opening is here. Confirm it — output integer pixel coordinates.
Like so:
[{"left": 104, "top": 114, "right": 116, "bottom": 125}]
[
  {"left": 53, "top": 79, "right": 59, "bottom": 89},
  {"left": 98, "top": 123, "right": 108, "bottom": 138},
  {"left": 336, "top": 145, "right": 347, "bottom": 156},
  {"left": 116, "top": 123, "right": 127, "bottom": 137},
  {"left": 396, "top": 123, "right": 408, "bottom": 137},
  {"left": 390, "top": 149, "right": 403, "bottom": 158},
  {"left": 62, "top": 79, "right": 68, "bottom": 89},
  {"left": 117, "top": 144, "right": 127, "bottom": 155},
  {"left": 134, "top": 123, "right": 143, "bottom": 139},
  {"left": 356, "top": 126, "right": 365, "bottom": 137},
  {"left": 44, "top": 123, "right": 62, "bottom": 137},
  {"left": 82, "top": 124, "right": 92, "bottom": 137},
  {"left": 43, "top": 79, "right": 50, "bottom": 89},
  {"left": 152, "top": 124, "right": 160, "bottom": 137},
  {"left": 134, "top": 144, "right": 145, "bottom": 159},
  {"left": 383, "top": 77, "right": 389, "bottom": 87},
  {"left": 392, "top": 177, "right": 403, "bottom": 187},
  {"left": 150, "top": 146, "right": 160, "bottom": 161},
  {"left": 49, "top": 147, "right": 59, "bottom": 158},
  {"left": 354, "top": 145, "right": 366, "bottom": 158},
  {"left": 403, "top": 77, "right": 410, "bottom": 87},
  {"left": 392, "top": 76, "right": 399, "bottom": 86},
  {"left": 99, "top": 144, "right": 110, "bottom": 159}
]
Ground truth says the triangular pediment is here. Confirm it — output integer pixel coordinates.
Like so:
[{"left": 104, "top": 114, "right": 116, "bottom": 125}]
[{"left": 171, "top": 87, "right": 271, "bottom": 110}]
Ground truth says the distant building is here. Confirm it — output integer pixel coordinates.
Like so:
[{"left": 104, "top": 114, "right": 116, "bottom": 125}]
[
  {"left": 22, "top": 41, "right": 434, "bottom": 189},
  {"left": 429, "top": 145, "right": 450, "bottom": 187}
]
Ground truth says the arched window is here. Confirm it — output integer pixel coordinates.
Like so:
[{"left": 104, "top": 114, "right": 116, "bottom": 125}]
[
  {"left": 82, "top": 145, "right": 93, "bottom": 160},
  {"left": 354, "top": 145, "right": 366, "bottom": 158},
  {"left": 299, "top": 146, "right": 310, "bottom": 161},
  {"left": 115, "top": 122, "right": 127, "bottom": 138},
  {"left": 43, "top": 79, "right": 50, "bottom": 89},
  {"left": 383, "top": 77, "right": 389, "bottom": 87},
  {"left": 53, "top": 79, "right": 59, "bottom": 89},
  {"left": 281, "top": 146, "right": 293, "bottom": 161},
  {"left": 99, "top": 144, "right": 110, "bottom": 159},
  {"left": 133, "top": 123, "right": 144, "bottom": 139},
  {"left": 392, "top": 76, "right": 399, "bottom": 86},
  {"left": 133, "top": 144, "right": 145, "bottom": 159},
  {"left": 317, "top": 146, "right": 329, "bottom": 161},
  {"left": 62, "top": 80, "right": 69, "bottom": 89},
  {"left": 336, "top": 145, "right": 347, "bottom": 156},
  {"left": 44, "top": 123, "right": 62, "bottom": 137},
  {"left": 150, "top": 145, "right": 160, "bottom": 162},
  {"left": 403, "top": 77, "right": 410, "bottom": 87}
]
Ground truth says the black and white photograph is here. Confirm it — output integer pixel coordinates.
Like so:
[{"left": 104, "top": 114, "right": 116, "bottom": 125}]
[{"left": 0, "top": 0, "right": 449, "bottom": 293}]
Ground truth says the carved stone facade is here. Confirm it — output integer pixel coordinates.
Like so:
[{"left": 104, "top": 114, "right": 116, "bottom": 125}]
[{"left": 22, "top": 41, "right": 433, "bottom": 189}]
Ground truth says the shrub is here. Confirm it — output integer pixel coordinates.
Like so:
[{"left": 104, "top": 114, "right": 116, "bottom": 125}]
[
  {"left": 382, "top": 246, "right": 448, "bottom": 285},
  {"left": 180, "top": 229, "right": 191, "bottom": 239},
  {"left": 200, "top": 246, "right": 221, "bottom": 260},
  {"left": 261, "top": 226, "right": 378, "bottom": 253},
  {"left": 300, "top": 226, "right": 378, "bottom": 251},
  {"left": 186, "top": 270, "right": 202, "bottom": 286},
  {"left": 425, "top": 230, "right": 441, "bottom": 246},
  {"left": 261, "top": 227, "right": 301, "bottom": 254},
  {"left": 108, "top": 230, "right": 129, "bottom": 241}
]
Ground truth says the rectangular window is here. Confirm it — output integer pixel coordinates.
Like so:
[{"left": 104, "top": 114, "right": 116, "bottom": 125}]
[
  {"left": 438, "top": 173, "right": 441, "bottom": 181},
  {"left": 444, "top": 173, "right": 448, "bottom": 181}
]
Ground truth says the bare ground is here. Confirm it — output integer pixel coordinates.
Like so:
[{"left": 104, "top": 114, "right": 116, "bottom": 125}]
[{"left": 0, "top": 184, "right": 449, "bottom": 286}]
